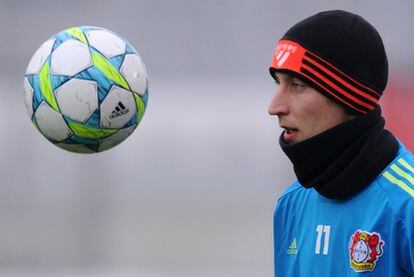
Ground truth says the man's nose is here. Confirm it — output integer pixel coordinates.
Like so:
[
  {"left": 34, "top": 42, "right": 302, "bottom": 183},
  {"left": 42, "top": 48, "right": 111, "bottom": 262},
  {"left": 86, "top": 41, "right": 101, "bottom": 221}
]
[{"left": 268, "top": 88, "right": 289, "bottom": 116}]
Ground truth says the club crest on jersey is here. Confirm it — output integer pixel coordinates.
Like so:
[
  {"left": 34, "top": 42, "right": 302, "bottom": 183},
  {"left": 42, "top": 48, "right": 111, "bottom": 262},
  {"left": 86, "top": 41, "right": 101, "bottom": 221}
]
[{"left": 349, "top": 230, "right": 384, "bottom": 272}]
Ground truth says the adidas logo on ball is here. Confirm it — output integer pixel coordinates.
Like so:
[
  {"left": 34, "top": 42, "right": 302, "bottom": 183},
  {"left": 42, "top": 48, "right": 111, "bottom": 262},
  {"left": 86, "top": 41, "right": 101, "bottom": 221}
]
[{"left": 109, "top": 101, "right": 129, "bottom": 119}]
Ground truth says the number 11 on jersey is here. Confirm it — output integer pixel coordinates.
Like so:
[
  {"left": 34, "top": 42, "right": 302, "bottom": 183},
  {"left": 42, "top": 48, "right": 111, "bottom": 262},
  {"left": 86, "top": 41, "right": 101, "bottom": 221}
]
[{"left": 315, "top": 225, "right": 331, "bottom": 255}]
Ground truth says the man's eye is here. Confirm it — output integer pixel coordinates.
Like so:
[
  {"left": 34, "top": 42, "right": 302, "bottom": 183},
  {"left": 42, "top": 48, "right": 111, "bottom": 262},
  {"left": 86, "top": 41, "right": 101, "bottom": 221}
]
[{"left": 291, "top": 82, "right": 305, "bottom": 89}]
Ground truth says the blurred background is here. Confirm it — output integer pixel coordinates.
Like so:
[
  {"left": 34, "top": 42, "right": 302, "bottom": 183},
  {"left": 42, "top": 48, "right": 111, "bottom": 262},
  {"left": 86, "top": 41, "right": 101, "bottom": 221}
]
[{"left": 0, "top": 0, "right": 413, "bottom": 276}]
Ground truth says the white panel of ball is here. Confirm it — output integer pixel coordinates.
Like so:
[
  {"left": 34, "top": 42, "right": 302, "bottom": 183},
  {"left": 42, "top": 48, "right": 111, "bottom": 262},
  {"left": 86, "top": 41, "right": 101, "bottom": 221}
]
[
  {"left": 56, "top": 143, "right": 95, "bottom": 154},
  {"left": 23, "top": 77, "right": 34, "bottom": 118},
  {"left": 100, "top": 86, "right": 137, "bottom": 129},
  {"left": 51, "top": 39, "right": 93, "bottom": 76},
  {"left": 55, "top": 78, "right": 98, "bottom": 123},
  {"left": 120, "top": 54, "right": 147, "bottom": 96},
  {"left": 26, "top": 38, "right": 56, "bottom": 74},
  {"left": 34, "top": 102, "right": 73, "bottom": 142},
  {"left": 98, "top": 125, "right": 136, "bottom": 152},
  {"left": 86, "top": 29, "right": 126, "bottom": 58}
]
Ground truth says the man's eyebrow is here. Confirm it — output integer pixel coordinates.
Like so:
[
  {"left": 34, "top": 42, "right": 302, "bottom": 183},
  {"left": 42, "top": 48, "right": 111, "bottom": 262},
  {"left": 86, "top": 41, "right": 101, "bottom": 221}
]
[
  {"left": 275, "top": 73, "right": 291, "bottom": 83},
  {"left": 292, "top": 77, "right": 305, "bottom": 83}
]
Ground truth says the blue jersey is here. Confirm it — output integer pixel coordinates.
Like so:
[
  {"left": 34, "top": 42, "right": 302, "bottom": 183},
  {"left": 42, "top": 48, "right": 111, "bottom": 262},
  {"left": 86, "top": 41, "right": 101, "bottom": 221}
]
[{"left": 274, "top": 142, "right": 414, "bottom": 276}]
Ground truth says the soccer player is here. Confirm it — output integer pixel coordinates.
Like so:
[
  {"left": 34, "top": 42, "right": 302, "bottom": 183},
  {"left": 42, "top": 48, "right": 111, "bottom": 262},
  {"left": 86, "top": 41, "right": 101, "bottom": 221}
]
[{"left": 268, "top": 10, "right": 414, "bottom": 276}]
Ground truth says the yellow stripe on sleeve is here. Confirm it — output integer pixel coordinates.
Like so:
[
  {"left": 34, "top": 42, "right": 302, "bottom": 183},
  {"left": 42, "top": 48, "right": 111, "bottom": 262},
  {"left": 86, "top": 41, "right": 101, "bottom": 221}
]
[
  {"left": 390, "top": 164, "right": 414, "bottom": 185},
  {"left": 398, "top": 158, "right": 414, "bottom": 174},
  {"left": 383, "top": 171, "right": 414, "bottom": 198}
]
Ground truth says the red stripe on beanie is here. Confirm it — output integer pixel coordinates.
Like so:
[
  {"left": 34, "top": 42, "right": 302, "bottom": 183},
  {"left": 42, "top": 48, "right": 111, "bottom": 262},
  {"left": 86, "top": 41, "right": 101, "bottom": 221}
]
[
  {"left": 301, "top": 63, "right": 376, "bottom": 110},
  {"left": 270, "top": 40, "right": 381, "bottom": 114},
  {"left": 300, "top": 67, "right": 368, "bottom": 114}
]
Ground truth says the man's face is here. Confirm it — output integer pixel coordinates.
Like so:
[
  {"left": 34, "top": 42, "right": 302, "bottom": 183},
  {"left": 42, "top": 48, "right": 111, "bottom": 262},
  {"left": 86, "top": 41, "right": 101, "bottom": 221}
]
[{"left": 268, "top": 72, "right": 353, "bottom": 144}]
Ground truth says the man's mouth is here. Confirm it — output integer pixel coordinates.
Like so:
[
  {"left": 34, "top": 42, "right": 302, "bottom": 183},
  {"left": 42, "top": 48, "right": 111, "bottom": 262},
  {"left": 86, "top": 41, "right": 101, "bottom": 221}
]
[{"left": 281, "top": 126, "right": 299, "bottom": 142}]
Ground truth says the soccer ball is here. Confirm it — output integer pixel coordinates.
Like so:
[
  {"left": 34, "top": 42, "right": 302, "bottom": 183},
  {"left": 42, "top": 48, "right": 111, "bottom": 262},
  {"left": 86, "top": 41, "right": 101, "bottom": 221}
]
[{"left": 23, "top": 26, "right": 148, "bottom": 153}]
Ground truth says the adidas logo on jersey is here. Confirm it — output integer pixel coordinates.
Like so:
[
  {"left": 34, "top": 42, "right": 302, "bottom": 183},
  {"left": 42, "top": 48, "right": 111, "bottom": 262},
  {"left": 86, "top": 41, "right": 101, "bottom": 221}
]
[
  {"left": 287, "top": 238, "right": 298, "bottom": 255},
  {"left": 109, "top": 101, "right": 129, "bottom": 119}
]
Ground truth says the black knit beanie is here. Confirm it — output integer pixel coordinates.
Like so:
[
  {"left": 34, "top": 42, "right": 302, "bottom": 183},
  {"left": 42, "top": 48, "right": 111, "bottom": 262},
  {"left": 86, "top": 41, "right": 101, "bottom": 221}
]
[{"left": 269, "top": 10, "right": 388, "bottom": 114}]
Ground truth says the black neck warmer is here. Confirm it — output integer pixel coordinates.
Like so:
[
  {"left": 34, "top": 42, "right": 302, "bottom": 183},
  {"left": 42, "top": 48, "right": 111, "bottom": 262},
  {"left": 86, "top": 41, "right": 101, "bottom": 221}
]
[{"left": 279, "top": 107, "right": 399, "bottom": 200}]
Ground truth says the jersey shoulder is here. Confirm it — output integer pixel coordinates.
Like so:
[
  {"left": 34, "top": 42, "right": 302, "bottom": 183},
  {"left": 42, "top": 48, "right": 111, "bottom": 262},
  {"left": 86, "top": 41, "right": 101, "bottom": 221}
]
[
  {"left": 275, "top": 181, "right": 306, "bottom": 210},
  {"left": 279, "top": 181, "right": 303, "bottom": 199},
  {"left": 274, "top": 181, "right": 304, "bottom": 221},
  {"left": 376, "top": 142, "right": 414, "bottom": 219}
]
